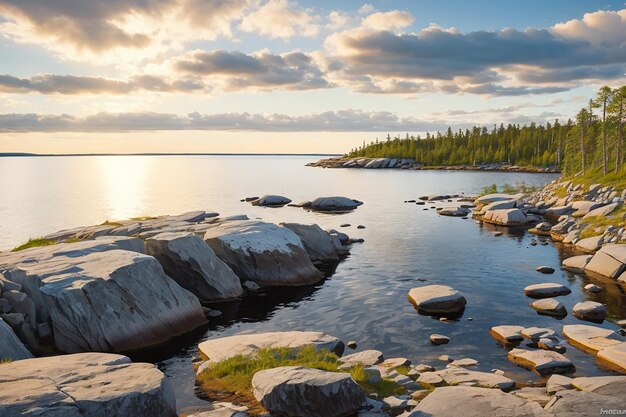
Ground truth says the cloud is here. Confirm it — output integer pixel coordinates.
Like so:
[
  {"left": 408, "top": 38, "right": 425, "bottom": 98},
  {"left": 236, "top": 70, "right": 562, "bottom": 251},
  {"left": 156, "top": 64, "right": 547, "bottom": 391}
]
[
  {"left": 238, "top": 0, "right": 319, "bottom": 39},
  {"left": 174, "top": 50, "right": 330, "bottom": 90},
  {"left": 361, "top": 11, "right": 414, "bottom": 31},
  {"left": 0, "top": 74, "right": 205, "bottom": 94}
]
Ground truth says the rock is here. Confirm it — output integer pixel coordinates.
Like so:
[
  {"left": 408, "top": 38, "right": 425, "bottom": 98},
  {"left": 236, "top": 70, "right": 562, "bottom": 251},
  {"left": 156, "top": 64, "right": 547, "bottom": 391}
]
[
  {"left": 347, "top": 340, "right": 357, "bottom": 349},
  {"left": 146, "top": 232, "right": 243, "bottom": 301},
  {"left": 438, "top": 207, "right": 470, "bottom": 217},
  {"left": 309, "top": 197, "right": 363, "bottom": 212},
  {"left": 512, "top": 387, "right": 553, "bottom": 406},
  {"left": 381, "top": 396, "right": 410, "bottom": 414},
  {"left": 490, "top": 325, "right": 525, "bottom": 344},
  {"left": 408, "top": 285, "right": 466, "bottom": 315},
  {"left": 562, "top": 255, "right": 592, "bottom": 272},
  {"left": 204, "top": 220, "right": 324, "bottom": 286},
  {"left": 535, "top": 266, "right": 555, "bottom": 274},
  {"left": 521, "top": 327, "right": 557, "bottom": 342},
  {"left": 406, "top": 386, "right": 549, "bottom": 417},
  {"left": 0, "top": 313, "right": 24, "bottom": 330},
  {"left": 562, "top": 324, "right": 621, "bottom": 353},
  {"left": 242, "top": 281, "right": 260, "bottom": 291},
  {"left": 381, "top": 357, "right": 411, "bottom": 368},
  {"left": 475, "top": 194, "right": 522, "bottom": 205},
  {"left": 0, "top": 352, "right": 176, "bottom": 416},
  {"left": 357, "top": 225, "right": 366, "bottom": 229},
  {"left": 417, "top": 372, "right": 444, "bottom": 386},
  {"left": 546, "top": 374, "right": 573, "bottom": 394},
  {"left": 430, "top": 334, "right": 450, "bottom": 345},
  {"left": 482, "top": 209, "right": 528, "bottom": 226},
  {"left": 545, "top": 389, "right": 626, "bottom": 417},
  {"left": 251, "top": 366, "right": 363, "bottom": 417},
  {"left": 545, "top": 205, "right": 574, "bottom": 217},
  {"left": 1, "top": 247, "right": 206, "bottom": 353},
  {"left": 338, "top": 349, "right": 384, "bottom": 368},
  {"left": 281, "top": 223, "right": 342, "bottom": 263},
  {"left": 414, "top": 364, "right": 435, "bottom": 373},
  {"left": 575, "top": 235, "right": 604, "bottom": 253},
  {"left": 596, "top": 341, "right": 626, "bottom": 373},
  {"left": 583, "top": 202, "right": 620, "bottom": 219},
  {"left": 530, "top": 298, "right": 567, "bottom": 317},
  {"left": 0, "top": 275, "right": 22, "bottom": 292},
  {"left": 584, "top": 244, "right": 626, "bottom": 278},
  {"left": 572, "top": 376, "right": 626, "bottom": 395},
  {"left": 508, "top": 348, "right": 575, "bottom": 376},
  {"left": 584, "top": 283, "right": 602, "bottom": 293},
  {"left": 198, "top": 331, "right": 344, "bottom": 364},
  {"left": 479, "top": 199, "right": 518, "bottom": 214},
  {"left": 448, "top": 358, "right": 478, "bottom": 368},
  {"left": 362, "top": 366, "right": 382, "bottom": 384},
  {"left": 251, "top": 195, "right": 292, "bottom": 207},
  {"left": 571, "top": 201, "right": 603, "bottom": 217},
  {"left": 572, "top": 301, "right": 607, "bottom": 323},
  {"left": 0, "top": 318, "right": 32, "bottom": 360},
  {"left": 538, "top": 338, "right": 566, "bottom": 353},
  {"left": 523, "top": 283, "right": 571, "bottom": 298},
  {"left": 438, "top": 355, "right": 453, "bottom": 362},
  {"left": 340, "top": 223, "right": 350, "bottom": 227}
]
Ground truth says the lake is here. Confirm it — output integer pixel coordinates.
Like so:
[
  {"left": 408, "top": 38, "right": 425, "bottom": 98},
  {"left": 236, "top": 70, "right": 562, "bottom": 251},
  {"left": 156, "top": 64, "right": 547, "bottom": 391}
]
[{"left": 1, "top": 155, "right": 624, "bottom": 414}]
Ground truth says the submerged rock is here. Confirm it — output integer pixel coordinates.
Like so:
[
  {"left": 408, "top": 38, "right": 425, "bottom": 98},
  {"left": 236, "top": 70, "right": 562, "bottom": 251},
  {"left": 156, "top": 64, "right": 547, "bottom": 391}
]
[
  {"left": 146, "top": 232, "right": 243, "bottom": 301},
  {"left": 408, "top": 285, "right": 466, "bottom": 315},
  {"left": 252, "top": 366, "right": 363, "bottom": 417},
  {"left": 197, "top": 331, "right": 344, "bottom": 364},
  {"left": 204, "top": 220, "right": 324, "bottom": 286},
  {"left": 0, "top": 352, "right": 176, "bottom": 417}
]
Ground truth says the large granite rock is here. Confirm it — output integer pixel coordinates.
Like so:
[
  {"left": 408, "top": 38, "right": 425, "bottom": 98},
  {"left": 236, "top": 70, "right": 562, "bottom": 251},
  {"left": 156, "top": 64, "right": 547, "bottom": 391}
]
[
  {"left": 572, "top": 301, "right": 607, "bottom": 323},
  {"left": 576, "top": 235, "right": 604, "bottom": 253},
  {"left": 0, "top": 318, "right": 32, "bottom": 360},
  {"left": 197, "top": 331, "right": 344, "bottom": 364},
  {"left": 572, "top": 376, "right": 626, "bottom": 395},
  {"left": 146, "top": 232, "right": 243, "bottom": 301},
  {"left": 308, "top": 197, "right": 363, "bottom": 212},
  {"left": 562, "top": 324, "right": 621, "bottom": 353},
  {"left": 596, "top": 342, "right": 626, "bottom": 373},
  {"left": 482, "top": 209, "right": 528, "bottom": 226},
  {"left": 583, "top": 202, "right": 620, "bottom": 219},
  {"left": 406, "top": 386, "right": 549, "bottom": 417},
  {"left": 585, "top": 244, "right": 626, "bottom": 278},
  {"left": 422, "top": 367, "right": 515, "bottom": 390},
  {"left": 508, "top": 348, "right": 575, "bottom": 376},
  {"left": 252, "top": 366, "right": 363, "bottom": 417},
  {"left": 544, "top": 389, "right": 626, "bottom": 417},
  {"left": 562, "top": 255, "right": 592, "bottom": 272},
  {"left": 281, "top": 223, "right": 341, "bottom": 264},
  {"left": 1, "top": 246, "right": 206, "bottom": 353},
  {"left": 0, "top": 352, "right": 176, "bottom": 417},
  {"left": 408, "top": 285, "right": 466, "bottom": 315},
  {"left": 204, "top": 221, "right": 324, "bottom": 286}
]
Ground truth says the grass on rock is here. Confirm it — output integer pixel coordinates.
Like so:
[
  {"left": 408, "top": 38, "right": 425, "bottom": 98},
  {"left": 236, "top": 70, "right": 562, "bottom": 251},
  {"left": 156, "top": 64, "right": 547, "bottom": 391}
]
[
  {"left": 101, "top": 220, "right": 123, "bottom": 227},
  {"left": 568, "top": 167, "right": 626, "bottom": 191},
  {"left": 579, "top": 206, "right": 626, "bottom": 241},
  {"left": 196, "top": 346, "right": 404, "bottom": 414},
  {"left": 0, "top": 358, "right": 12, "bottom": 365},
  {"left": 11, "top": 237, "right": 56, "bottom": 252}
]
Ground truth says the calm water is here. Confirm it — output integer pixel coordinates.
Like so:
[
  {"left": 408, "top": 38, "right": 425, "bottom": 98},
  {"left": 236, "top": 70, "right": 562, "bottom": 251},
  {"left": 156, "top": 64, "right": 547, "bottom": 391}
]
[{"left": 1, "top": 155, "right": 624, "bottom": 414}]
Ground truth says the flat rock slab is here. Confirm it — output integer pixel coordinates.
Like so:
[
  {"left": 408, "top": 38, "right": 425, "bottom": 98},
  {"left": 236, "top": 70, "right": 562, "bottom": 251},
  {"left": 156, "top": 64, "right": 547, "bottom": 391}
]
[
  {"left": 576, "top": 235, "right": 604, "bottom": 253},
  {"left": 597, "top": 342, "right": 626, "bottom": 373},
  {"left": 252, "top": 366, "right": 363, "bottom": 417},
  {"left": 585, "top": 244, "right": 626, "bottom": 278},
  {"left": 531, "top": 298, "right": 567, "bottom": 317},
  {"left": 508, "top": 348, "right": 575, "bottom": 376},
  {"left": 572, "top": 376, "right": 626, "bottom": 395},
  {"left": 524, "top": 283, "right": 571, "bottom": 298},
  {"left": 338, "top": 350, "right": 384, "bottom": 367},
  {"left": 544, "top": 389, "right": 626, "bottom": 417},
  {"left": 408, "top": 285, "right": 466, "bottom": 315},
  {"left": 521, "top": 327, "right": 557, "bottom": 342},
  {"left": 562, "top": 324, "right": 621, "bottom": 354},
  {"left": 0, "top": 352, "right": 176, "bottom": 417},
  {"left": 406, "top": 386, "right": 549, "bottom": 417},
  {"left": 146, "top": 232, "right": 243, "bottom": 301},
  {"left": 562, "top": 255, "right": 592, "bottom": 272},
  {"left": 198, "top": 331, "right": 344, "bottom": 364},
  {"left": 204, "top": 220, "right": 324, "bottom": 286},
  {"left": 490, "top": 325, "right": 525, "bottom": 344},
  {"left": 430, "top": 367, "right": 514, "bottom": 390}
]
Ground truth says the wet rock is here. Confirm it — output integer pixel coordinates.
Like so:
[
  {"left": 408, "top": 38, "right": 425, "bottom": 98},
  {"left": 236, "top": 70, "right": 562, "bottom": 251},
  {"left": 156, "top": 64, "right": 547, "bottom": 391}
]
[
  {"left": 281, "top": 223, "right": 342, "bottom": 263},
  {"left": 0, "top": 318, "right": 32, "bottom": 360},
  {"left": 198, "top": 331, "right": 344, "bottom": 365},
  {"left": 562, "top": 324, "right": 621, "bottom": 353},
  {"left": 584, "top": 283, "right": 602, "bottom": 293},
  {"left": 204, "top": 220, "right": 324, "bottom": 286},
  {"left": 347, "top": 340, "right": 357, "bottom": 349},
  {"left": 572, "top": 301, "right": 607, "bottom": 323},
  {"left": 521, "top": 327, "right": 556, "bottom": 342},
  {"left": 430, "top": 334, "right": 450, "bottom": 345},
  {"left": 0, "top": 352, "right": 176, "bottom": 417},
  {"left": 252, "top": 366, "right": 363, "bottom": 417},
  {"left": 146, "top": 232, "right": 243, "bottom": 301},
  {"left": 475, "top": 194, "right": 523, "bottom": 205},
  {"left": 507, "top": 348, "right": 575, "bottom": 376},
  {"left": 309, "top": 197, "right": 363, "bottom": 212},
  {"left": 251, "top": 195, "right": 292, "bottom": 207},
  {"left": 530, "top": 298, "right": 567, "bottom": 318},
  {"left": 523, "top": 283, "right": 571, "bottom": 298},
  {"left": 408, "top": 285, "right": 466, "bottom": 315},
  {"left": 562, "top": 255, "right": 592, "bottom": 272},
  {"left": 596, "top": 341, "right": 626, "bottom": 373},
  {"left": 490, "top": 325, "right": 525, "bottom": 344},
  {"left": 381, "top": 357, "right": 411, "bottom": 368},
  {"left": 448, "top": 358, "right": 478, "bottom": 368},
  {"left": 438, "top": 207, "right": 470, "bottom": 217},
  {"left": 535, "top": 266, "right": 555, "bottom": 274}
]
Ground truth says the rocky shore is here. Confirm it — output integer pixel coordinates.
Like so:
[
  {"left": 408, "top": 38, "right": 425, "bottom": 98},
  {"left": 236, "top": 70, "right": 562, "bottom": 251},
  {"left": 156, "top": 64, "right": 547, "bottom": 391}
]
[
  {"left": 306, "top": 157, "right": 559, "bottom": 173},
  {"left": 2, "top": 181, "right": 626, "bottom": 416}
]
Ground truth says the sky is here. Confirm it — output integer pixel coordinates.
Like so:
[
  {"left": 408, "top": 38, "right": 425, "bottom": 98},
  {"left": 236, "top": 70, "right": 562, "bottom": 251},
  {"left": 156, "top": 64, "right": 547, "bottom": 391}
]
[{"left": 0, "top": 0, "right": 625, "bottom": 154}]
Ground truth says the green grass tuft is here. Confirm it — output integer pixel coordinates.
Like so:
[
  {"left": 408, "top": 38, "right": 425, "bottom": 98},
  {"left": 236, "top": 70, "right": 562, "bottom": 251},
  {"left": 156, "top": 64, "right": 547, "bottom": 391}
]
[
  {"left": 196, "top": 346, "right": 403, "bottom": 414},
  {"left": 101, "top": 220, "right": 123, "bottom": 227},
  {"left": 0, "top": 358, "right": 12, "bottom": 365},
  {"left": 11, "top": 237, "right": 56, "bottom": 252}
]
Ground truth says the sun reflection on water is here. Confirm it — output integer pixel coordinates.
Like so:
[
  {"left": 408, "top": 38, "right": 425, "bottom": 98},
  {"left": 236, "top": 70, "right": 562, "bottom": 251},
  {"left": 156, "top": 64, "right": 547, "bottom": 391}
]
[{"left": 97, "top": 156, "right": 150, "bottom": 220}]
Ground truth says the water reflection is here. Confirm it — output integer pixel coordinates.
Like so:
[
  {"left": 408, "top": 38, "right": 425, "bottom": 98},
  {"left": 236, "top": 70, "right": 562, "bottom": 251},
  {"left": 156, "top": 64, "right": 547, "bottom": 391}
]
[{"left": 97, "top": 156, "right": 150, "bottom": 220}]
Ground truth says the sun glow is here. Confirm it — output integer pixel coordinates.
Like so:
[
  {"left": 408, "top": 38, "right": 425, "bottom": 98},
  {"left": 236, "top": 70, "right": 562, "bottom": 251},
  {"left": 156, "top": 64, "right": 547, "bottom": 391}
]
[{"left": 97, "top": 156, "right": 150, "bottom": 220}]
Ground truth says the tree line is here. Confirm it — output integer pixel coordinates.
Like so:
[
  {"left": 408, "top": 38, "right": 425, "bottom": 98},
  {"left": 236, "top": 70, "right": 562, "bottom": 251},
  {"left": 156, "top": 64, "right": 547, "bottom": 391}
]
[{"left": 348, "top": 85, "right": 625, "bottom": 176}]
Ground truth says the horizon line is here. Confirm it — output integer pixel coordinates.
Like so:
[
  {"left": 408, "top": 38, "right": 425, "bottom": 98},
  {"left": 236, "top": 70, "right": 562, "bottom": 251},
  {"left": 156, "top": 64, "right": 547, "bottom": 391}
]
[{"left": 0, "top": 152, "right": 344, "bottom": 157}]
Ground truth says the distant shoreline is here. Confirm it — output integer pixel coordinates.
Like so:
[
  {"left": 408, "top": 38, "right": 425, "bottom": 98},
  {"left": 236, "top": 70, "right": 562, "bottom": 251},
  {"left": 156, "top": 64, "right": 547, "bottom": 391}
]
[{"left": 0, "top": 152, "right": 343, "bottom": 157}]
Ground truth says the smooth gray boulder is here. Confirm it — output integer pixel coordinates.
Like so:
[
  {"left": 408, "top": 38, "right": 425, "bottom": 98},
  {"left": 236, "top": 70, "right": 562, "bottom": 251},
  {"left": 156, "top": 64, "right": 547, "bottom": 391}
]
[
  {"left": 252, "top": 366, "right": 363, "bottom": 417},
  {"left": 251, "top": 195, "right": 292, "bottom": 207},
  {"left": 1, "top": 248, "right": 206, "bottom": 353},
  {"left": 0, "top": 318, "right": 32, "bottom": 360},
  {"left": 530, "top": 298, "right": 567, "bottom": 317},
  {"left": 585, "top": 244, "right": 626, "bottom": 278},
  {"left": 406, "top": 386, "right": 549, "bottom": 417},
  {"left": 0, "top": 352, "right": 176, "bottom": 417},
  {"left": 309, "top": 197, "right": 363, "bottom": 212},
  {"left": 338, "top": 350, "right": 384, "bottom": 367},
  {"left": 281, "top": 223, "right": 341, "bottom": 263},
  {"left": 482, "top": 209, "right": 528, "bottom": 226},
  {"left": 146, "top": 232, "right": 243, "bottom": 301},
  {"left": 572, "top": 301, "right": 607, "bottom": 322},
  {"left": 523, "top": 283, "right": 571, "bottom": 298},
  {"left": 198, "top": 331, "right": 344, "bottom": 364},
  {"left": 204, "top": 221, "right": 323, "bottom": 286},
  {"left": 475, "top": 193, "right": 523, "bottom": 205},
  {"left": 408, "top": 285, "right": 466, "bottom": 315}
]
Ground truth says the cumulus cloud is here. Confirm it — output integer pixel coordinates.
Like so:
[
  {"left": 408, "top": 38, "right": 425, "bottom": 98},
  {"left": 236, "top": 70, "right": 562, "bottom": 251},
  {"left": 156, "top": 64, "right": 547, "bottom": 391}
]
[
  {"left": 361, "top": 11, "right": 414, "bottom": 31},
  {"left": 174, "top": 50, "right": 330, "bottom": 90},
  {"left": 239, "top": 0, "right": 319, "bottom": 39}
]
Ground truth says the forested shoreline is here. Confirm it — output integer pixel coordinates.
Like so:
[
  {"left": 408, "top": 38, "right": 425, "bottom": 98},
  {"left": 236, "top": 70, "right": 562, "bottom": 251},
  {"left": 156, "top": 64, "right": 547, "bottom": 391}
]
[{"left": 348, "top": 85, "right": 625, "bottom": 177}]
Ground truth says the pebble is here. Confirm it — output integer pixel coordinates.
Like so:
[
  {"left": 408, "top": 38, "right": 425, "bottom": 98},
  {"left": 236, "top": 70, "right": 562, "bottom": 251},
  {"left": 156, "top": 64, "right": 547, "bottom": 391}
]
[{"left": 347, "top": 340, "right": 358, "bottom": 349}]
